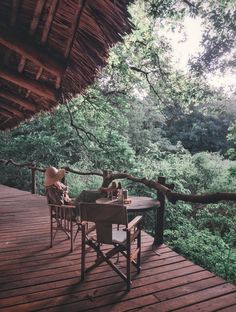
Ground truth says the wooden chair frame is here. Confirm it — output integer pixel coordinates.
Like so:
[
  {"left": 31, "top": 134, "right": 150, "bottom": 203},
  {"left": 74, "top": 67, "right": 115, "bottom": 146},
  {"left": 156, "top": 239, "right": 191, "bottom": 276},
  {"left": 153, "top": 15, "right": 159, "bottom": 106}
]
[
  {"left": 49, "top": 204, "right": 81, "bottom": 252},
  {"left": 80, "top": 202, "right": 143, "bottom": 291}
]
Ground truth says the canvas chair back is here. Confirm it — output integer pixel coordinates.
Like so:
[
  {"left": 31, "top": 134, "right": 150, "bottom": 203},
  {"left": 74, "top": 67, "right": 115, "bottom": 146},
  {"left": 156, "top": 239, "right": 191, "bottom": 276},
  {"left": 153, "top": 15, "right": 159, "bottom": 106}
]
[{"left": 80, "top": 202, "right": 128, "bottom": 244}]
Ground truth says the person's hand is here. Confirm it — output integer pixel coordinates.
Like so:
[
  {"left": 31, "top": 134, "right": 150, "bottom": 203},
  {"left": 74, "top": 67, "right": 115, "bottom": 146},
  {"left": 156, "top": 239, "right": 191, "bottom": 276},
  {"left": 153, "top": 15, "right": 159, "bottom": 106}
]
[{"left": 64, "top": 192, "right": 72, "bottom": 204}]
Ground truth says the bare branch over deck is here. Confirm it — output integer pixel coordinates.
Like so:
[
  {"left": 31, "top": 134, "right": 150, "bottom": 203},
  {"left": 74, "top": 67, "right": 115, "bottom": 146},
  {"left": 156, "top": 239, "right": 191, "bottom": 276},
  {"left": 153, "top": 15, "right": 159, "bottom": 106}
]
[
  {"left": 101, "top": 171, "right": 236, "bottom": 204},
  {"left": 62, "top": 166, "right": 103, "bottom": 177},
  {"left": 167, "top": 191, "right": 236, "bottom": 204},
  {"left": 0, "top": 159, "right": 45, "bottom": 172},
  {"left": 1, "top": 160, "right": 236, "bottom": 204}
]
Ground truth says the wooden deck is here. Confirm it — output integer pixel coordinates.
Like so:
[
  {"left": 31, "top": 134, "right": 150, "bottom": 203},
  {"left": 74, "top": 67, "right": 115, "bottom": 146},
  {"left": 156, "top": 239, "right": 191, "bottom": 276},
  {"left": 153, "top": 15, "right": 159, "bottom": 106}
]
[{"left": 0, "top": 184, "right": 236, "bottom": 312}]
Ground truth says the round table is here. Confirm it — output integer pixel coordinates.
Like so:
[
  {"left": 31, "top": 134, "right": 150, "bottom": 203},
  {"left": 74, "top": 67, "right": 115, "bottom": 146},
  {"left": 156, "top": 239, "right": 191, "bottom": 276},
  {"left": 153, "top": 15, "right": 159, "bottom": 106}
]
[{"left": 96, "top": 195, "right": 160, "bottom": 213}]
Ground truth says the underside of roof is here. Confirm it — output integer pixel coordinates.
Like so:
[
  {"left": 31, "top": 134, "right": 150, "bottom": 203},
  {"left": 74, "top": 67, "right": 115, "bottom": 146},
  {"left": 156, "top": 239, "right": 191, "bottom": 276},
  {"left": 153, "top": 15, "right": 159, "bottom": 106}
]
[{"left": 0, "top": 0, "right": 134, "bottom": 131}]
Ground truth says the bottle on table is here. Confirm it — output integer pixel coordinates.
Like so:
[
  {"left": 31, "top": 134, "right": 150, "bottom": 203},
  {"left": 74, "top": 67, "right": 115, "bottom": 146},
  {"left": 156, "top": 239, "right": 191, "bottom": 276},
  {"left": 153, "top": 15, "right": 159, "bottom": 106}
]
[{"left": 117, "top": 182, "right": 124, "bottom": 203}]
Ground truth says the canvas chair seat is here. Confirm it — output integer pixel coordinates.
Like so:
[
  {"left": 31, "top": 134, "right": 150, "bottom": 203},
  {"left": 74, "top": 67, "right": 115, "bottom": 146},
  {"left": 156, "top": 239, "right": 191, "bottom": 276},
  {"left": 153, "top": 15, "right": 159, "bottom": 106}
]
[
  {"left": 112, "top": 229, "right": 127, "bottom": 245},
  {"left": 80, "top": 202, "right": 143, "bottom": 291},
  {"left": 88, "top": 228, "right": 127, "bottom": 245}
]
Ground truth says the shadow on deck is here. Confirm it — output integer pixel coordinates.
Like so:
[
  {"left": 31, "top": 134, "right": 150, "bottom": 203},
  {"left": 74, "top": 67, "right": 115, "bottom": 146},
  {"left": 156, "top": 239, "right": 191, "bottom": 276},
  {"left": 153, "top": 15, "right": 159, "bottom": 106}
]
[{"left": 0, "top": 184, "right": 235, "bottom": 312}]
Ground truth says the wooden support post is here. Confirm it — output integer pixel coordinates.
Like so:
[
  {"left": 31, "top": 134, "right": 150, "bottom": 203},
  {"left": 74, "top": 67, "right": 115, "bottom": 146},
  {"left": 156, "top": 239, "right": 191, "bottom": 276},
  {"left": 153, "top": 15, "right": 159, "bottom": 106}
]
[
  {"left": 31, "top": 164, "right": 36, "bottom": 194},
  {"left": 154, "top": 176, "right": 166, "bottom": 246}
]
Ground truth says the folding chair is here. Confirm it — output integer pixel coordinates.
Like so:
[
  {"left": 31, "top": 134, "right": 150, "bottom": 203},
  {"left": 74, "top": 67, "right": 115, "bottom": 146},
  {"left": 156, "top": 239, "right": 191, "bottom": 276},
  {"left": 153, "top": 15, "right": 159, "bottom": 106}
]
[
  {"left": 80, "top": 202, "right": 143, "bottom": 291},
  {"left": 49, "top": 204, "right": 81, "bottom": 252}
]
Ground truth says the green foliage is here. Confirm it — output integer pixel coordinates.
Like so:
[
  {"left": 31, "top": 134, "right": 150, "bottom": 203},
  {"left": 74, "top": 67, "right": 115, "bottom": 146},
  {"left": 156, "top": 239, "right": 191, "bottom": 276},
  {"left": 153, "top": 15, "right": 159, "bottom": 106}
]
[
  {"left": 227, "top": 121, "right": 236, "bottom": 159},
  {"left": 167, "top": 226, "right": 236, "bottom": 284},
  {"left": 191, "top": 0, "right": 236, "bottom": 73},
  {"left": 0, "top": 165, "right": 32, "bottom": 191},
  {"left": 166, "top": 108, "right": 234, "bottom": 154},
  {"left": 134, "top": 151, "right": 236, "bottom": 283},
  {"left": 195, "top": 203, "right": 236, "bottom": 244},
  {"left": 145, "top": 0, "right": 236, "bottom": 73}
]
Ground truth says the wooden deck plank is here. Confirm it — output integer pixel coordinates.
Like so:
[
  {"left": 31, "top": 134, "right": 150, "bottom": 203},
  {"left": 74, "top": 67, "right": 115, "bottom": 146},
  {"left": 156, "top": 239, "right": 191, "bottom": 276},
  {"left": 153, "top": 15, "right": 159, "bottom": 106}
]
[
  {"left": 0, "top": 261, "right": 200, "bottom": 297},
  {"left": 172, "top": 292, "right": 236, "bottom": 312},
  {"left": 0, "top": 271, "right": 215, "bottom": 308},
  {"left": 217, "top": 305, "right": 236, "bottom": 312},
  {"left": 132, "top": 287, "right": 236, "bottom": 312},
  {"left": 0, "top": 184, "right": 235, "bottom": 312},
  {"left": 0, "top": 253, "right": 187, "bottom": 284}
]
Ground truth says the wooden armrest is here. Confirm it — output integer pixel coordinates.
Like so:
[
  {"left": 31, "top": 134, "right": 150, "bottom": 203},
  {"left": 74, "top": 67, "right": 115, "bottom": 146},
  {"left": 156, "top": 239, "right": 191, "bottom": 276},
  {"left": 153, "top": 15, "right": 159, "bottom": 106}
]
[
  {"left": 49, "top": 204, "right": 76, "bottom": 209},
  {"left": 86, "top": 223, "right": 96, "bottom": 234},
  {"left": 126, "top": 215, "right": 143, "bottom": 231},
  {"left": 80, "top": 222, "right": 96, "bottom": 235}
]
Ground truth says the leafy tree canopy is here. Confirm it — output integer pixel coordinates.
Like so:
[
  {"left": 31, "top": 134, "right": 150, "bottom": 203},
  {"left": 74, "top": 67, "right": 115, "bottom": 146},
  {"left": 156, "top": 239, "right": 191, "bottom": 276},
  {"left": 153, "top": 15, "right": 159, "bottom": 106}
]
[{"left": 145, "top": 0, "right": 236, "bottom": 74}]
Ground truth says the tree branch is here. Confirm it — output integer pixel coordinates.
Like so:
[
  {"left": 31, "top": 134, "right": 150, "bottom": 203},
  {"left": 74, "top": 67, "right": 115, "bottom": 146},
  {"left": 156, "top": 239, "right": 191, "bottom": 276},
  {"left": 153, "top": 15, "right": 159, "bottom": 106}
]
[
  {"left": 0, "top": 159, "right": 45, "bottom": 172},
  {"left": 65, "top": 101, "right": 101, "bottom": 148},
  {"left": 101, "top": 171, "right": 236, "bottom": 204},
  {"left": 62, "top": 165, "right": 103, "bottom": 177},
  {"left": 2, "top": 160, "right": 236, "bottom": 205},
  {"left": 129, "top": 66, "right": 164, "bottom": 103},
  {"left": 167, "top": 191, "right": 236, "bottom": 204},
  {"left": 182, "top": 0, "right": 196, "bottom": 9}
]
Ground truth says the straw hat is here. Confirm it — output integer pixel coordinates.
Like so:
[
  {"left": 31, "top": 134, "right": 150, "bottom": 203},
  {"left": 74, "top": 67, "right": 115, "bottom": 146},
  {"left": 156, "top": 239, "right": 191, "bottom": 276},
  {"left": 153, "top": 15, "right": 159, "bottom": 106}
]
[{"left": 44, "top": 167, "right": 65, "bottom": 187}]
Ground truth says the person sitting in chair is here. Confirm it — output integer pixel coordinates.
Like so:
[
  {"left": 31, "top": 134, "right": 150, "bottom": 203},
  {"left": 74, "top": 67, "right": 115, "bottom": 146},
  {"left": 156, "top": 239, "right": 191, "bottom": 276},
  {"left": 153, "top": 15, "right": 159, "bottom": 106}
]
[{"left": 44, "top": 166, "right": 79, "bottom": 218}]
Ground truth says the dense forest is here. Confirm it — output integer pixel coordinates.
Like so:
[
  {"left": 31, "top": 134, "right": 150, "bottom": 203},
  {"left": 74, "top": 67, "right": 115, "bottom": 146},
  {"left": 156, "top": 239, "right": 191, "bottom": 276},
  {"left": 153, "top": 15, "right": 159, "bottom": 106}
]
[{"left": 0, "top": 0, "right": 236, "bottom": 284}]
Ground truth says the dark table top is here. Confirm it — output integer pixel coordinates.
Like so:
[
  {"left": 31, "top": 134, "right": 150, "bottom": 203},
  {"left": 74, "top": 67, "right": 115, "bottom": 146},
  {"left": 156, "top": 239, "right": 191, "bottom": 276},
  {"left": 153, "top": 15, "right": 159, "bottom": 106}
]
[{"left": 96, "top": 195, "right": 160, "bottom": 212}]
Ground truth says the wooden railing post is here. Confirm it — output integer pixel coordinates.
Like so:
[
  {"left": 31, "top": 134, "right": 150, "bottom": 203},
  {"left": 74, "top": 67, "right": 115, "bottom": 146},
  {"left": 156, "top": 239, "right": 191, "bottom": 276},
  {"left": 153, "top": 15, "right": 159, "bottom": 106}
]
[
  {"left": 31, "top": 163, "right": 36, "bottom": 194},
  {"left": 154, "top": 176, "right": 166, "bottom": 246}
]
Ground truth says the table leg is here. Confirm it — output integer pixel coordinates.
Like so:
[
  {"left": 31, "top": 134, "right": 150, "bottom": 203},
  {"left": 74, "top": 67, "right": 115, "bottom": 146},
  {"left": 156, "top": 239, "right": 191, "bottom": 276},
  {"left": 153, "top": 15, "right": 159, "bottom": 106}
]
[{"left": 154, "top": 193, "right": 165, "bottom": 246}]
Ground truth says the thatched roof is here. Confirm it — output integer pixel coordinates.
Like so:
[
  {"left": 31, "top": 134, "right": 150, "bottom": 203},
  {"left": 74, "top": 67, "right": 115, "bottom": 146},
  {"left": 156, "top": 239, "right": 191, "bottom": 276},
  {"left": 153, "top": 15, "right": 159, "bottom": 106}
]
[{"left": 0, "top": 0, "right": 134, "bottom": 130}]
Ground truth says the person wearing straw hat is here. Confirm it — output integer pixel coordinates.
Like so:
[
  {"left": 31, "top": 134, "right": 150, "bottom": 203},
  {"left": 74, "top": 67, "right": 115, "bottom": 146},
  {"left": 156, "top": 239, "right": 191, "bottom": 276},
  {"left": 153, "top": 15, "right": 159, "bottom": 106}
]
[{"left": 44, "top": 167, "right": 73, "bottom": 206}]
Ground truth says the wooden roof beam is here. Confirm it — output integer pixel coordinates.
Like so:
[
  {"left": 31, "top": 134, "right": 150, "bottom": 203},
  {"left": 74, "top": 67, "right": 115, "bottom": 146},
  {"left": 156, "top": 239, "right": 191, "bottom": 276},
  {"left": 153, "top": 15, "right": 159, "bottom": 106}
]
[
  {"left": 10, "top": 0, "right": 21, "bottom": 26},
  {"left": 41, "top": 0, "right": 59, "bottom": 44},
  {"left": 30, "top": 0, "right": 47, "bottom": 36},
  {"left": 16, "top": 1, "right": 47, "bottom": 77},
  {"left": 0, "top": 66, "right": 57, "bottom": 101},
  {"left": 0, "top": 26, "right": 65, "bottom": 78},
  {"left": 18, "top": 57, "right": 26, "bottom": 73},
  {"left": 3, "top": 49, "right": 11, "bottom": 66},
  {"left": 0, "top": 117, "right": 11, "bottom": 128},
  {"left": 0, "top": 90, "right": 37, "bottom": 112},
  {"left": 0, "top": 102, "right": 24, "bottom": 118},
  {"left": 64, "top": 0, "right": 86, "bottom": 58},
  {"left": 0, "top": 108, "right": 13, "bottom": 119}
]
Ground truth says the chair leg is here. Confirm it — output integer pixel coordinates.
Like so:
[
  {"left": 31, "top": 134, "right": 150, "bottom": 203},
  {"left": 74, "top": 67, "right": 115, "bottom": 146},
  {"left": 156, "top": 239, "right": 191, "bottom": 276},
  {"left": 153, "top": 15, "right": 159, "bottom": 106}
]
[
  {"left": 81, "top": 226, "right": 86, "bottom": 281},
  {"left": 50, "top": 214, "right": 53, "bottom": 248},
  {"left": 127, "top": 232, "right": 131, "bottom": 291},
  {"left": 73, "top": 224, "right": 80, "bottom": 241},
  {"left": 70, "top": 221, "right": 73, "bottom": 252},
  {"left": 137, "top": 229, "right": 141, "bottom": 273}
]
